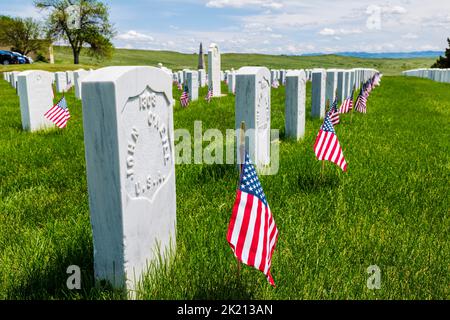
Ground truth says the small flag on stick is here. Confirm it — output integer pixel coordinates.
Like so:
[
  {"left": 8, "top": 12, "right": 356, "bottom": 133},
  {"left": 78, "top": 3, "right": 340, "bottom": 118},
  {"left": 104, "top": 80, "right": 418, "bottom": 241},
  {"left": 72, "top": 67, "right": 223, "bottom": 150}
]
[
  {"left": 313, "top": 112, "right": 347, "bottom": 172},
  {"left": 180, "top": 85, "right": 190, "bottom": 107},
  {"left": 44, "top": 96, "right": 71, "bottom": 129},
  {"left": 205, "top": 86, "right": 213, "bottom": 103},
  {"left": 328, "top": 97, "right": 340, "bottom": 125},
  {"left": 227, "top": 151, "right": 279, "bottom": 286}
]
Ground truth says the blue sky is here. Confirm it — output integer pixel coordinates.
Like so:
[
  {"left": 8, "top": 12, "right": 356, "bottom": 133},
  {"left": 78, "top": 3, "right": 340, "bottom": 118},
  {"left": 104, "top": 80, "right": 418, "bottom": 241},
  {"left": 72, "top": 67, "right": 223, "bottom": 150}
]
[{"left": 1, "top": 0, "right": 449, "bottom": 54}]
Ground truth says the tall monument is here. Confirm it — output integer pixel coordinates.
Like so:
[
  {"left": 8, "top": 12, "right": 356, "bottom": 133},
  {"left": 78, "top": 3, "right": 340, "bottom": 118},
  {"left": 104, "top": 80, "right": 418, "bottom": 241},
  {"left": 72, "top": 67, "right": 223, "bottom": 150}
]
[{"left": 198, "top": 42, "right": 205, "bottom": 70}]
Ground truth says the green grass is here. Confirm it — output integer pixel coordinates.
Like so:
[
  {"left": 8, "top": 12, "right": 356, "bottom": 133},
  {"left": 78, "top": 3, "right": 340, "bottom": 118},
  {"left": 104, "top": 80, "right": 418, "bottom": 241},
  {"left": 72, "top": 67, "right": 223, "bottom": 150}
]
[
  {"left": 0, "top": 46, "right": 437, "bottom": 76},
  {"left": 0, "top": 69, "right": 449, "bottom": 299}
]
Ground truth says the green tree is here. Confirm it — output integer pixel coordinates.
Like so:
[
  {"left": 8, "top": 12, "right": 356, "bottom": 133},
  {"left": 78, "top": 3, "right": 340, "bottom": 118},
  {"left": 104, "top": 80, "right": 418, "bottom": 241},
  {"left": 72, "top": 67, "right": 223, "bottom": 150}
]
[
  {"left": 0, "top": 16, "right": 44, "bottom": 55},
  {"left": 432, "top": 38, "right": 450, "bottom": 68},
  {"left": 35, "top": 0, "right": 115, "bottom": 64}
]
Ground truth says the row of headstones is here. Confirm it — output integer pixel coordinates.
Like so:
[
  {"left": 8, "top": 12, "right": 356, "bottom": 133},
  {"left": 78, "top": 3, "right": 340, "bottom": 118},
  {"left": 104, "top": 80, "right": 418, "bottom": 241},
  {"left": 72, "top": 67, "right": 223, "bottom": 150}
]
[
  {"left": 234, "top": 67, "right": 379, "bottom": 165},
  {"left": 169, "top": 65, "right": 378, "bottom": 109},
  {"left": 1, "top": 65, "right": 379, "bottom": 294},
  {"left": 402, "top": 68, "right": 450, "bottom": 83},
  {"left": 2, "top": 69, "right": 92, "bottom": 131}
]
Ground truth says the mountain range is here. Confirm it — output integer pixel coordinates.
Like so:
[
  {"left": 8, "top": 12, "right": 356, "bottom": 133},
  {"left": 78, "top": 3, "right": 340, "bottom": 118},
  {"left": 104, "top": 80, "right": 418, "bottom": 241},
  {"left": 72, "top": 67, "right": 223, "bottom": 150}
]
[{"left": 302, "top": 51, "right": 443, "bottom": 59}]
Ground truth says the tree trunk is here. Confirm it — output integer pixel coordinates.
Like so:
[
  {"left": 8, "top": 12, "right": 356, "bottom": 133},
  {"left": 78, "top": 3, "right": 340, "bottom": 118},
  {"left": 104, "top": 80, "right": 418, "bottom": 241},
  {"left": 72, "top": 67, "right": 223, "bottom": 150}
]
[
  {"left": 73, "top": 46, "right": 80, "bottom": 64},
  {"left": 74, "top": 51, "right": 79, "bottom": 64}
]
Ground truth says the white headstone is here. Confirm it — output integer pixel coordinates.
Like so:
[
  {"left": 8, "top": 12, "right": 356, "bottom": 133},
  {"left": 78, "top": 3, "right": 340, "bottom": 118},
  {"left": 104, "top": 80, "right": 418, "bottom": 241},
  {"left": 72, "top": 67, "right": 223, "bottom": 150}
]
[
  {"left": 280, "top": 70, "right": 287, "bottom": 85},
  {"left": 74, "top": 69, "right": 90, "bottom": 99},
  {"left": 55, "top": 72, "right": 68, "bottom": 93},
  {"left": 285, "top": 70, "right": 306, "bottom": 140},
  {"left": 311, "top": 70, "right": 326, "bottom": 119},
  {"left": 177, "top": 71, "right": 184, "bottom": 84},
  {"left": 325, "top": 69, "right": 338, "bottom": 105},
  {"left": 11, "top": 71, "right": 20, "bottom": 89},
  {"left": 81, "top": 66, "right": 176, "bottom": 293},
  {"left": 235, "top": 66, "right": 271, "bottom": 168},
  {"left": 17, "top": 70, "right": 55, "bottom": 132},
  {"left": 228, "top": 69, "right": 236, "bottom": 94},
  {"left": 66, "top": 71, "right": 74, "bottom": 89},
  {"left": 336, "top": 70, "right": 345, "bottom": 103},
  {"left": 208, "top": 43, "right": 221, "bottom": 97},
  {"left": 186, "top": 70, "right": 198, "bottom": 101},
  {"left": 198, "top": 69, "right": 206, "bottom": 87},
  {"left": 343, "top": 71, "right": 350, "bottom": 98}
]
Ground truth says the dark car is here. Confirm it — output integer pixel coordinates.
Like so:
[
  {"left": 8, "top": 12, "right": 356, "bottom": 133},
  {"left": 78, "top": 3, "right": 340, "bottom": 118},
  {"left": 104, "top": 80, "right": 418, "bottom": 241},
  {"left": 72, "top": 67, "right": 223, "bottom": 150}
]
[
  {"left": 11, "top": 52, "right": 28, "bottom": 64},
  {"left": 0, "top": 50, "right": 18, "bottom": 65}
]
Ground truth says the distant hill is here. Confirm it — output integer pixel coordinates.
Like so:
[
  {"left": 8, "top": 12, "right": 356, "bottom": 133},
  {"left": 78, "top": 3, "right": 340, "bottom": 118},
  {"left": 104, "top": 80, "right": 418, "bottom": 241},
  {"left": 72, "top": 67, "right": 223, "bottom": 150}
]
[
  {"left": 0, "top": 46, "right": 437, "bottom": 76},
  {"left": 303, "top": 51, "right": 443, "bottom": 59}
]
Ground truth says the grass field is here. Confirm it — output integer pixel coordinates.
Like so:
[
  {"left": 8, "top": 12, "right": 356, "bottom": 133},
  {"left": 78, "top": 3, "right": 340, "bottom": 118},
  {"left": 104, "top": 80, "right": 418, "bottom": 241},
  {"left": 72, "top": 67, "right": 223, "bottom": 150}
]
[
  {"left": 0, "top": 65, "right": 449, "bottom": 299},
  {"left": 0, "top": 46, "right": 437, "bottom": 76}
]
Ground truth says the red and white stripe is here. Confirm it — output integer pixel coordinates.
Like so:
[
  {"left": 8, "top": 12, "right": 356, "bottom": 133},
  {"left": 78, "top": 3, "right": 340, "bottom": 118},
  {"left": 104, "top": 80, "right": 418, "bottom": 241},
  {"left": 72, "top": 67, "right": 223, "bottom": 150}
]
[
  {"left": 44, "top": 104, "right": 70, "bottom": 128},
  {"left": 339, "top": 98, "right": 353, "bottom": 114},
  {"left": 329, "top": 110, "right": 340, "bottom": 125},
  {"left": 227, "top": 191, "right": 278, "bottom": 286},
  {"left": 314, "top": 130, "right": 347, "bottom": 172},
  {"left": 355, "top": 95, "right": 367, "bottom": 114}
]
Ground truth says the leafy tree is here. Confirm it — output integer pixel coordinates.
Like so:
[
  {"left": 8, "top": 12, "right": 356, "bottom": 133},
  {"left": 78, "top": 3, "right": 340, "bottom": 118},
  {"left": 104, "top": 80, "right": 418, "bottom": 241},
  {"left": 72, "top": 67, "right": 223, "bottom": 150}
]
[
  {"left": 0, "top": 16, "right": 44, "bottom": 55},
  {"left": 35, "top": 0, "right": 115, "bottom": 64},
  {"left": 432, "top": 38, "right": 450, "bottom": 68}
]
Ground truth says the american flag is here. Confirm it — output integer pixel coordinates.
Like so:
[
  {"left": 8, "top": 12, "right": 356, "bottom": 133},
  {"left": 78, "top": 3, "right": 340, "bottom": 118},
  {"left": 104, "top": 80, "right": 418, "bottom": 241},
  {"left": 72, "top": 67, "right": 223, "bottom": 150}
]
[
  {"left": 374, "top": 73, "right": 382, "bottom": 86},
  {"left": 313, "top": 113, "right": 347, "bottom": 172},
  {"left": 44, "top": 96, "right": 70, "bottom": 129},
  {"left": 205, "top": 86, "right": 213, "bottom": 103},
  {"left": 338, "top": 88, "right": 354, "bottom": 114},
  {"left": 227, "top": 152, "right": 278, "bottom": 287},
  {"left": 355, "top": 85, "right": 367, "bottom": 114},
  {"left": 180, "top": 85, "right": 190, "bottom": 107},
  {"left": 271, "top": 79, "right": 279, "bottom": 89},
  {"left": 65, "top": 79, "right": 72, "bottom": 92},
  {"left": 328, "top": 97, "right": 340, "bottom": 125}
]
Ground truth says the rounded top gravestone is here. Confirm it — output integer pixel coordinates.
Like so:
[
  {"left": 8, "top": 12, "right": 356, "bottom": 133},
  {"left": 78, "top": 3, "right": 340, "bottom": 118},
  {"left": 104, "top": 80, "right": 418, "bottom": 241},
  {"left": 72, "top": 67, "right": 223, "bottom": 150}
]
[{"left": 82, "top": 66, "right": 176, "bottom": 294}]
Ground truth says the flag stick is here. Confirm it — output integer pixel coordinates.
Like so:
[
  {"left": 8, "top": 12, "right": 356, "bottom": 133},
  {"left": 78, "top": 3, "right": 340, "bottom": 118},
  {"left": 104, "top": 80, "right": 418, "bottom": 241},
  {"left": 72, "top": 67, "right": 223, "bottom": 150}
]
[
  {"left": 321, "top": 160, "right": 325, "bottom": 178},
  {"left": 350, "top": 84, "right": 357, "bottom": 124},
  {"left": 236, "top": 121, "right": 246, "bottom": 279}
]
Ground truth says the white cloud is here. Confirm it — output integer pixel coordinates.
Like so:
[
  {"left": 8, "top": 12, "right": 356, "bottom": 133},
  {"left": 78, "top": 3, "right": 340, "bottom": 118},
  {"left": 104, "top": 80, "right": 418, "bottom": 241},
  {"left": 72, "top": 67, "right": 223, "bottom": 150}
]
[
  {"left": 420, "top": 44, "right": 440, "bottom": 51},
  {"left": 319, "top": 28, "right": 362, "bottom": 36},
  {"left": 402, "top": 33, "right": 418, "bottom": 39},
  {"left": 116, "top": 30, "right": 154, "bottom": 42},
  {"left": 206, "top": 0, "right": 283, "bottom": 9},
  {"left": 382, "top": 5, "right": 407, "bottom": 15},
  {"left": 319, "top": 28, "right": 335, "bottom": 36}
]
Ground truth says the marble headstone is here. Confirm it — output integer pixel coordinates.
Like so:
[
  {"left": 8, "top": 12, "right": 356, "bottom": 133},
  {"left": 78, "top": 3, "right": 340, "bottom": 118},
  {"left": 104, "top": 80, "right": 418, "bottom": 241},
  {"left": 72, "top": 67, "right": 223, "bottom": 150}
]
[
  {"left": 66, "top": 71, "right": 75, "bottom": 89},
  {"left": 208, "top": 43, "right": 221, "bottom": 96},
  {"left": 325, "top": 69, "right": 338, "bottom": 105},
  {"left": 17, "top": 70, "right": 55, "bottom": 132},
  {"left": 81, "top": 66, "right": 176, "bottom": 293},
  {"left": 311, "top": 70, "right": 326, "bottom": 119},
  {"left": 285, "top": 70, "right": 306, "bottom": 140},
  {"left": 55, "top": 72, "right": 68, "bottom": 93},
  {"left": 198, "top": 69, "right": 206, "bottom": 87},
  {"left": 74, "top": 69, "right": 90, "bottom": 99},
  {"left": 186, "top": 70, "right": 199, "bottom": 101},
  {"left": 235, "top": 67, "right": 271, "bottom": 168}
]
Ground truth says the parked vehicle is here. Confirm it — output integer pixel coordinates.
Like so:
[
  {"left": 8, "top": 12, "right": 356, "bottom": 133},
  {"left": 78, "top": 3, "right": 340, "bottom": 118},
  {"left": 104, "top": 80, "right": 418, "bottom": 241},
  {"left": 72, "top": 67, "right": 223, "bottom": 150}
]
[
  {"left": 0, "top": 50, "right": 18, "bottom": 65},
  {"left": 11, "top": 52, "right": 29, "bottom": 64}
]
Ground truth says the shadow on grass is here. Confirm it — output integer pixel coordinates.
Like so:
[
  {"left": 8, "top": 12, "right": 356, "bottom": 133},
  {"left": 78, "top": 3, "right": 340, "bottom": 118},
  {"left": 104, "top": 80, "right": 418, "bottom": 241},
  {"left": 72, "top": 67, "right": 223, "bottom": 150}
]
[
  {"left": 191, "top": 276, "right": 254, "bottom": 300},
  {"left": 192, "top": 164, "right": 236, "bottom": 184},
  {"left": 297, "top": 171, "right": 340, "bottom": 194},
  {"left": 6, "top": 243, "right": 121, "bottom": 300}
]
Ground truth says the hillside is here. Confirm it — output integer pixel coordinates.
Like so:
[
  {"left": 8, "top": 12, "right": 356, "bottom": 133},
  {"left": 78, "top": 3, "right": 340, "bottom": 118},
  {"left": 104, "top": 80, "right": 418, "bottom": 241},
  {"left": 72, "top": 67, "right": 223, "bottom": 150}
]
[{"left": 0, "top": 46, "right": 436, "bottom": 76}]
